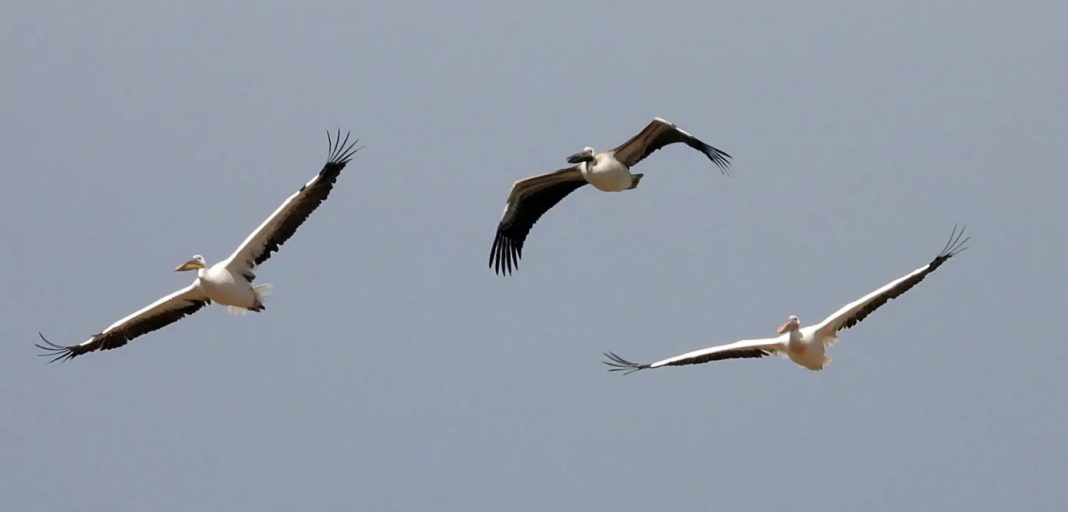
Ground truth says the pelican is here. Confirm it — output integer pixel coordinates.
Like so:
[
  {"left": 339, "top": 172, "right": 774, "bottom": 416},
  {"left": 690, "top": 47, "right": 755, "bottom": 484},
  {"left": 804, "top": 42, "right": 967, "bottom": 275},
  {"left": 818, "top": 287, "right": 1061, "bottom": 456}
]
[
  {"left": 603, "top": 227, "right": 969, "bottom": 374},
  {"left": 489, "top": 117, "right": 731, "bottom": 275},
  {"left": 36, "top": 131, "right": 361, "bottom": 362}
]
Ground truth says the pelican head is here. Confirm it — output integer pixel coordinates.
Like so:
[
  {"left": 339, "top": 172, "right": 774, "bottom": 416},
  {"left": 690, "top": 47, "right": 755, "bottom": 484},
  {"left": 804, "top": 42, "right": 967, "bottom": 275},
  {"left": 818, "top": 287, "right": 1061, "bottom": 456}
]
[
  {"left": 777, "top": 315, "right": 800, "bottom": 334},
  {"left": 175, "top": 254, "right": 207, "bottom": 272},
  {"left": 567, "top": 147, "right": 596, "bottom": 164}
]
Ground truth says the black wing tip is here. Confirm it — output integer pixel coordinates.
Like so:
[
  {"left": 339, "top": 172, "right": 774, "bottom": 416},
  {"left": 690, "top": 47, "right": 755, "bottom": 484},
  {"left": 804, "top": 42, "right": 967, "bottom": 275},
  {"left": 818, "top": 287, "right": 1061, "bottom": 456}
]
[
  {"left": 489, "top": 231, "right": 522, "bottom": 276},
  {"left": 325, "top": 129, "right": 362, "bottom": 166},
  {"left": 35, "top": 332, "right": 76, "bottom": 363},
  {"left": 602, "top": 352, "right": 650, "bottom": 375},
  {"left": 702, "top": 144, "right": 733, "bottom": 176},
  {"left": 937, "top": 225, "right": 970, "bottom": 261},
  {"left": 685, "top": 136, "right": 732, "bottom": 176}
]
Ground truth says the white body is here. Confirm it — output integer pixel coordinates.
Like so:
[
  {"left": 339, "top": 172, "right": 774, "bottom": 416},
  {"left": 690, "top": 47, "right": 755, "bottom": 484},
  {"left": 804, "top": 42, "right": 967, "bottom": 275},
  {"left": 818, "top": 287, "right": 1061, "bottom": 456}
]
[
  {"left": 581, "top": 154, "right": 634, "bottom": 192},
  {"left": 196, "top": 265, "right": 266, "bottom": 311},
  {"left": 783, "top": 326, "right": 832, "bottom": 370}
]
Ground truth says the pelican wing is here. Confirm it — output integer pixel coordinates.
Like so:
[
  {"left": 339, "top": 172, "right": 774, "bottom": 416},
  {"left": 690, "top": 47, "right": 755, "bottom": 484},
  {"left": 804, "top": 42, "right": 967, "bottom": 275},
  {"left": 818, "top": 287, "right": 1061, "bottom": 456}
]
[
  {"left": 37, "top": 284, "right": 210, "bottom": 362},
  {"left": 603, "top": 337, "right": 782, "bottom": 374},
  {"left": 223, "top": 130, "right": 360, "bottom": 278},
  {"left": 815, "top": 226, "right": 969, "bottom": 338},
  {"left": 489, "top": 167, "right": 587, "bottom": 275},
  {"left": 610, "top": 117, "right": 731, "bottom": 172}
]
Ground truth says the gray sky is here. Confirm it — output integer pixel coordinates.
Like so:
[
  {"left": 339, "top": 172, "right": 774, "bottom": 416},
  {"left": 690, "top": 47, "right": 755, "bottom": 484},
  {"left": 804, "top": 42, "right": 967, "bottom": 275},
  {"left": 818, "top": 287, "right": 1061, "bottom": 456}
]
[{"left": 2, "top": 1, "right": 1066, "bottom": 510}]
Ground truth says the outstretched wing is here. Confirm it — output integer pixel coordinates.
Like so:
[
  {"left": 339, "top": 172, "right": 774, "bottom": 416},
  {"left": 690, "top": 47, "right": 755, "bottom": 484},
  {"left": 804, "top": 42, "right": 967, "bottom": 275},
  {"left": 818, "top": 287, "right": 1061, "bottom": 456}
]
[
  {"left": 489, "top": 167, "right": 587, "bottom": 275},
  {"left": 610, "top": 117, "right": 731, "bottom": 172},
  {"left": 815, "top": 226, "right": 969, "bottom": 338},
  {"left": 603, "top": 337, "right": 782, "bottom": 375},
  {"left": 37, "top": 284, "right": 210, "bottom": 362},
  {"left": 223, "top": 130, "right": 360, "bottom": 279}
]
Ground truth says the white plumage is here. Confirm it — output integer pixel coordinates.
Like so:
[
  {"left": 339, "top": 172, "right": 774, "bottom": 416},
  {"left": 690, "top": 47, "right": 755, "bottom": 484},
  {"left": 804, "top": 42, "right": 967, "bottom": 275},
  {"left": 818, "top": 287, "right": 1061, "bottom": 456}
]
[
  {"left": 37, "top": 131, "right": 360, "bottom": 362},
  {"left": 604, "top": 227, "right": 969, "bottom": 374}
]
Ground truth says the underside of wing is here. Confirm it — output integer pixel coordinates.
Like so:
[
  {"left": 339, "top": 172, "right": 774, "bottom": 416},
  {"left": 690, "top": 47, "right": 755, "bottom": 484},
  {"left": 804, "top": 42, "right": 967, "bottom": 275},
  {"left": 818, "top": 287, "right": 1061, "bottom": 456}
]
[
  {"left": 225, "top": 130, "right": 360, "bottom": 277},
  {"left": 603, "top": 338, "right": 780, "bottom": 375},
  {"left": 816, "top": 226, "right": 969, "bottom": 337},
  {"left": 610, "top": 118, "right": 732, "bottom": 172},
  {"left": 36, "top": 284, "right": 210, "bottom": 362},
  {"left": 489, "top": 167, "right": 587, "bottom": 275}
]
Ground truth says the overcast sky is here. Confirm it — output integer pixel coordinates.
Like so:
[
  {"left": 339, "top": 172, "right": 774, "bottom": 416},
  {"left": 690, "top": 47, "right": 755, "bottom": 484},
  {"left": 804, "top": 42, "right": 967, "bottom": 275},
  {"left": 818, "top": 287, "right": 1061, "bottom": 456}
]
[{"left": 2, "top": 1, "right": 1066, "bottom": 510}]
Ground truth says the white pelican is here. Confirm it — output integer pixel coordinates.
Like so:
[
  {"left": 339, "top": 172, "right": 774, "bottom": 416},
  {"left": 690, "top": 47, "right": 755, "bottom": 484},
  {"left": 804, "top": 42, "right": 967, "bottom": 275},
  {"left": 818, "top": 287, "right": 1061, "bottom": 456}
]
[
  {"left": 36, "top": 131, "right": 360, "bottom": 362},
  {"left": 489, "top": 117, "right": 731, "bottom": 275},
  {"left": 603, "top": 227, "right": 969, "bottom": 374}
]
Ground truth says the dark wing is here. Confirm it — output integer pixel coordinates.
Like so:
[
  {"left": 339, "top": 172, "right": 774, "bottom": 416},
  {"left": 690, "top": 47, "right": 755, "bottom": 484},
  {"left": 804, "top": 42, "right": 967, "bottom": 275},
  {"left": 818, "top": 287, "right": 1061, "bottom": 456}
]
[
  {"left": 223, "top": 130, "right": 360, "bottom": 277},
  {"left": 816, "top": 226, "right": 969, "bottom": 337},
  {"left": 36, "top": 284, "right": 210, "bottom": 362},
  {"left": 603, "top": 338, "right": 781, "bottom": 375},
  {"left": 489, "top": 167, "right": 587, "bottom": 275},
  {"left": 610, "top": 117, "right": 731, "bottom": 172}
]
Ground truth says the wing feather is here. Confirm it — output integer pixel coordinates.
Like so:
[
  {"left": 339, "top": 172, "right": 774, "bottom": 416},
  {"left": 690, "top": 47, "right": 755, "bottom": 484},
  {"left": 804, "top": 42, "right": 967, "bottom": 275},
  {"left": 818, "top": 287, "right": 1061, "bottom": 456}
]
[
  {"left": 815, "top": 226, "right": 969, "bottom": 337},
  {"left": 610, "top": 118, "right": 731, "bottom": 172},
  {"left": 36, "top": 284, "right": 210, "bottom": 362},
  {"left": 489, "top": 167, "right": 587, "bottom": 275},
  {"left": 603, "top": 337, "right": 782, "bottom": 374},
  {"left": 224, "top": 130, "right": 359, "bottom": 275}
]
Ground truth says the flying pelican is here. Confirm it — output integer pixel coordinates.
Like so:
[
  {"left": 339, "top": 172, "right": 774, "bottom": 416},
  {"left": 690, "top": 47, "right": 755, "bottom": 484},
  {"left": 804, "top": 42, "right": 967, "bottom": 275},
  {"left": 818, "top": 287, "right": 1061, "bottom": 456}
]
[
  {"left": 603, "top": 227, "right": 969, "bottom": 374},
  {"left": 489, "top": 117, "right": 731, "bottom": 275},
  {"left": 36, "top": 131, "right": 361, "bottom": 362}
]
